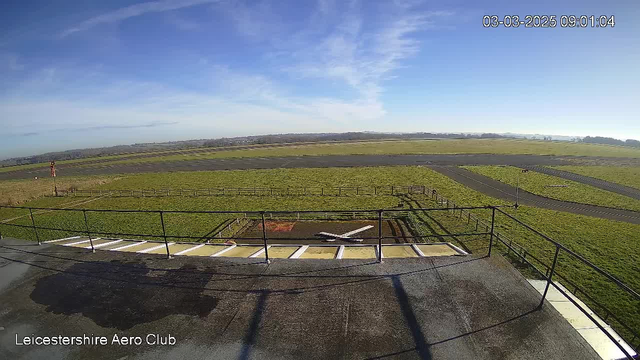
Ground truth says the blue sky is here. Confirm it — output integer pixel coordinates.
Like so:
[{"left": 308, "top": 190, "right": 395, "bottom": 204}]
[{"left": 1, "top": 0, "right": 639, "bottom": 158}]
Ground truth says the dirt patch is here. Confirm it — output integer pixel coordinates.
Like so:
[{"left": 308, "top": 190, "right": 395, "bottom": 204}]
[{"left": 258, "top": 221, "right": 296, "bottom": 232}]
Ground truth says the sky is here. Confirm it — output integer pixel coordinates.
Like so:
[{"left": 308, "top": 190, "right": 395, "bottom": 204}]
[{"left": 1, "top": 0, "right": 639, "bottom": 159}]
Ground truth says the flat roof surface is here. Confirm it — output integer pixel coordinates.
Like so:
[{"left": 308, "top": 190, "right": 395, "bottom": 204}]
[{"left": 0, "top": 238, "right": 599, "bottom": 360}]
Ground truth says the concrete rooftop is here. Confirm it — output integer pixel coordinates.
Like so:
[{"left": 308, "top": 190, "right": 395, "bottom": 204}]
[{"left": 0, "top": 238, "right": 599, "bottom": 360}]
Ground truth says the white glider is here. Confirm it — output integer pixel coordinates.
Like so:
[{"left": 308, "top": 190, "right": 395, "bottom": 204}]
[{"left": 316, "top": 225, "right": 374, "bottom": 243}]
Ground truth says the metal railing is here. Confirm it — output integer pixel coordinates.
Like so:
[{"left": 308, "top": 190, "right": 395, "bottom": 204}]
[
  {"left": 0, "top": 200, "right": 638, "bottom": 358},
  {"left": 413, "top": 191, "right": 639, "bottom": 359}
]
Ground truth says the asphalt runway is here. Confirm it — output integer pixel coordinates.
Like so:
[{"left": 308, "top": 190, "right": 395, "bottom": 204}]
[
  {"left": 0, "top": 154, "right": 580, "bottom": 180},
  {"left": 428, "top": 166, "right": 640, "bottom": 225}
]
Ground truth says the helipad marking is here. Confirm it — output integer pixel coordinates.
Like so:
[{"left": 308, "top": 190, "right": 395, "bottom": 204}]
[
  {"left": 87, "top": 239, "right": 122, "bottom": 249},
  {"left": 249, "top": 246, "right": 271, "bottom": 258},
  {"left": 290, "top": 245, "right": 309, "bottom": 259},
  {"left": 337, "top": 245, "right": 345, "bottom": 259},
  {"left": 111, "top": 241, "right": 147, "bottom": 251},
  {"left": 45, "top": 236, "right": 81, "bottom": 243},
  {"left": 211, "top": 245, "right": 236, "bottom": 257},
  {"left": 175, "top": 244, "right": 205, "bottom": 255},
  {"left": 137, "top": 243, "right": 174, "bottom": 253},
  {"left": 412, "top": 244, "right": 426, "bottom": 257}
]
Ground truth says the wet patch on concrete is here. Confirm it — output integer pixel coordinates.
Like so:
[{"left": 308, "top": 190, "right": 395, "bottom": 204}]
[{"left": 30, "top": 261, "right": 218, "bottom": 330}]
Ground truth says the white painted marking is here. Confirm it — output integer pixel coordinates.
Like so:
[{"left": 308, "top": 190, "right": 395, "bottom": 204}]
[
  {"left": 290, "top": 245, "right": 309, "bottom": 259},
  {"left": 137, "top": 243, "right": 174, "bottom": 253},
  {"left": 111, "top": 241, "right": 146, "bottom": 251},
  {"left": 412, "top": 244, "right": 425, "bottom": 257},
  {"left": 174, "top": 244, "right": 205, "bottom": 256},
  {"left": 447, "top": 243, "right": 468, "bottom": 255},
  {"left": 250, "top": 246, "right": 271, "bottom": 258},
  {"left": 45, "top": 236, "right": 81, "bottom": 243},
  {"left": 211, "top": 245, "right": 236, "bottom": 257},
  {"left": 86, "top": 239, "right": 122, "bottom": 249},
  {"left": 337, "top": 245, "right": 345, "bottom": 259},
  {"left": 528, "top": 280, "right": 636, "bottom": 359},
  {"left": 64, "top": 238, "right": 100, "bottom": 247},
  {"left": 317, "top": 225, "right": 374, "bottom": 242},
  {"left": 342, "top": 225, "right": 374, "bottom": 237}
]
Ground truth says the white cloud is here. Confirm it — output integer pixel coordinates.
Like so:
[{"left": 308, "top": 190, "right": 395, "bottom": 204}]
[{"left": 60, "top": 0, "right": 220, "bottom": 37}]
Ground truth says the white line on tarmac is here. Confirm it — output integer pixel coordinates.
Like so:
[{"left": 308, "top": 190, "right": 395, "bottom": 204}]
[
  {"left": 448, "top": 243, "right": 469, "bottom": 255},
  {"left": 87, "top": 239, "right": 122, "bottom": 249},
  {"left": 174, "top": 244, "right": 205, "bottom": 255},
  {"left": 249, "top": 246, "right": 271, "bottom": 258},
  {"left": 412, "top": 244, "right": 425, "bottom": 257},
  {"left": 137, "top": 243, "right": 174, "bottom": 253},
  {"left": 44, "top": 236, "right": 81, "bottom": 243},
  {"left": 289, "top": 245, "right": 308, "bottom": 259},
  {"left": 211, "top": 245, "right": 236, "bottom": 257},
  {"left": 111, "top": 241, "right": 147, "bottom": 251},
  {"left": 64, "top": 238, "right": 100, "bottom": 247}
]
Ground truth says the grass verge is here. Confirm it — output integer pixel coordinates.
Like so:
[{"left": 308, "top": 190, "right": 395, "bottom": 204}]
[
  {"left": 463, "top": 165, "right": 640, "bottom": 211},
  {"left": 552, "top": 166, "right": 640, "bottom": 191}
]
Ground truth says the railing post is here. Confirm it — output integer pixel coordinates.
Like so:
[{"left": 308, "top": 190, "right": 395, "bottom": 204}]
[
  {"left": 160, "top": 211, "right": 172, "bottom": 259},
  {"left": 83, "top": 210, "right": 95, "bottom": 253},
  {"left": 488, "top": 207, "right": 496, "bottom": 257},
  {"left": 261, "top": 212, "right": 270, "bottom": 264},
  {"left": 28, "top": 208, "right": 41, "bottom": 245},
  {"left": 377, "top": 210, "right": 383, "bottom": 263},
  {"left": 539, "top": 246, "right": 561, "bottom": 309}
]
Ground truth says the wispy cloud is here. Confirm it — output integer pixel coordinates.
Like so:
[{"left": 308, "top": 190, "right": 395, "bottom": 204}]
[
  {"left": 60, "top": 0, "right": 220, "bottom": 37},
  {"left": 12, "top": 121, "right": 179, "bottom": 137},
  {"left": 278, "top": 2, "right": 452, "bottom": 104}
]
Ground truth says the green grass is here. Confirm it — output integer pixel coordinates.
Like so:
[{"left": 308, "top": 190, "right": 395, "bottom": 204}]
[
  {"left": 0, "top": 166, "right": 638, "bottom": 343},
  {"left": 553, "top": 166, "right": 640, "bottom": 191},
  {"left": 60, "top": 138, "right": 640, "bottom": 169},
  {"left": 463, "top": 165, "right": 640, "bottom": 211}
]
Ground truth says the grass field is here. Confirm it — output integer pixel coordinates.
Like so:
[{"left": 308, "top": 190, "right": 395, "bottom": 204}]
[
  {"left": 463, "top": 165, "right": 640, "bottom": 211},
  {"left": 0, "top": 175, "right": 118, "bottom": 206},
  {"left": 553, "top": 166, "right": 640, "bottom": 190},
  {"left": 0, "top": 165, "right": 638, "bottom": 343},
  {"left": 5, "top": 139, "right": 640, "bottom": 174}
]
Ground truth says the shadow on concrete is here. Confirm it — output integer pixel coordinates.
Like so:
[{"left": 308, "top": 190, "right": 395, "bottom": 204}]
[
  {"left": 29, "top": 261, "right": 218, "bottom": 330},
  {"left": 392, "top": 275, "right": 432, "bottom": 359},
  {"left": 364, "top": 308, "right": 539, "bottom": 360},
  {"left": 239, "top": 290, "right": 268, "bottom": 360}
]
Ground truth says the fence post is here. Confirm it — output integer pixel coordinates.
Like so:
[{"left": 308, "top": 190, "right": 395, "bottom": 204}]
[
  {"left": 159, "top": 211, "right": 172, "bottom": 259},
  {"left": 261, "top": 212, "right": 270, "bottom": 264},
  {"left": 488, "top": 207, "right": 496, "bottom": 257},
  {"left": 28, "top": 208, "right": 41, "bottom": 245},
  {"left": 539, "top": 246, "right": 561, "bottom": 308},
  {"left": 83, "top": 210, "right": 95, "bottom": 253},
  {"left": 391, "top": 186, "right": 394, "bottom": 195},
  {"left": 377, "top": 210, "right": 383, "bottom": 263}
]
